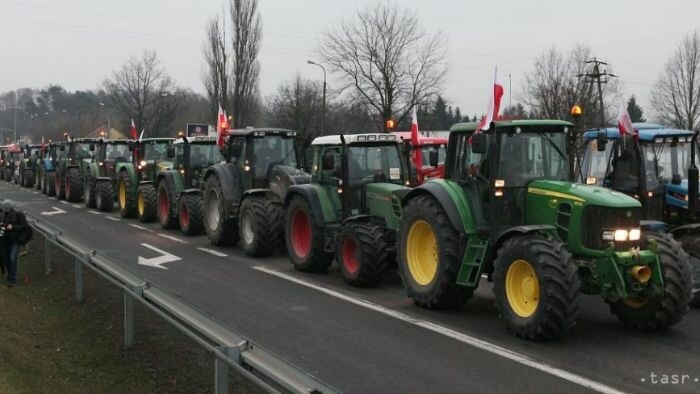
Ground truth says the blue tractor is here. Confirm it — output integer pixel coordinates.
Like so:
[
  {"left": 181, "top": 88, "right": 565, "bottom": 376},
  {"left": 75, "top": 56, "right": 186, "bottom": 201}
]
[{"left": 580, "top": 123, "right": 700, "bottom": 306}]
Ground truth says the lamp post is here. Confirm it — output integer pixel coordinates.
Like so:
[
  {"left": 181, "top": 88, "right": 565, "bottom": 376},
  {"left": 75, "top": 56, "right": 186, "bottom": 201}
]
[{"left": 307, "top": 60, "right": 327, "bottom": 136}]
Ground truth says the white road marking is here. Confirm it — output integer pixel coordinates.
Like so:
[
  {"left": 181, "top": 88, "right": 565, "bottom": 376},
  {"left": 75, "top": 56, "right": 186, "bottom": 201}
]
[
  {"left": 158, "top": 233, "right": 188, "bottom": 244},
  {"left": 88, "top": 210, "right": 101, "bottom": 215},
  {"left": 197, "top": 247, "right": 228, "bottom": 257},
  {"left": 49, "top": 197, "right": 56, "bottom": 200},
  {"left": 72, "top": 204, "right": 82, "bottom": 209},
  {"left": 60, "top": 201, "right": 69, "bottom": 205},
  {"left": 252, "top": 266, "right": 624, "bottom": 394},
  {"left": 129, "top": 224, "right": 154, "bottom": 232},
  {"left": 137, "top": 243, "right": 180, "bottom": 270},
  {"left": 40, "top": 206, "right": 66, "bottom": 216},
  {"left": 106, "top": 216, "right": 121, "bottom": 222}
]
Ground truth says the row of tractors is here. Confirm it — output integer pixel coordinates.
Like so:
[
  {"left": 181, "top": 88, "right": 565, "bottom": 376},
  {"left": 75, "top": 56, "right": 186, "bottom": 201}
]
[{"left": 5, "top": 120, "right": 698, "bottom": 341}]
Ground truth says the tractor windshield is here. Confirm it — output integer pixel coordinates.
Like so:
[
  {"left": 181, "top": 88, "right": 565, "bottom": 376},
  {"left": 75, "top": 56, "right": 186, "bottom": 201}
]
[
  {"left": 348, "top": 143, "right": 405, "bottom": 185},
  {"left": 641, "top": 140, "right": 694, "bottom": 188},
  {"left": 75, "top": 143, "right": 92, "bottom": 159},
  {"left": 105, "top": 144, "right": 132, "bottom": 162},
  {"left": 143, "top": 142, "right": 169, "bottom": 161},
  {"left": 251, "top": 136, "right": 297, "bottom": 178},
  {"left": 498, "top": 130, "right": 570, "bottom": 186},
  {"left": 419, "top": 144, "right": 447, "bottom": 167},
  {"left": 189, "top": 143, "right": 225, "bottom": 169}
]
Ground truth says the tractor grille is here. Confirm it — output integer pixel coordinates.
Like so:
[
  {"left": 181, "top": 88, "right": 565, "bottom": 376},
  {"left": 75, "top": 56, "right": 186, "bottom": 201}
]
[{"left": 580, "top": 205, "right": 641, "bottom": 250}]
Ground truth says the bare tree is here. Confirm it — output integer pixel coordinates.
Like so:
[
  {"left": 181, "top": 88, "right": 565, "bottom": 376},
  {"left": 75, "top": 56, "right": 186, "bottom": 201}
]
[
  {"left": 229, "top": 0, "right": 262, "bottom": 128},
  {"left": 651, "top": 31, "right": 700, "bottom": 130},
  {"left": 202, "top": 15, "right": 229, "bottom": 120},
  {"left": 103, "top": 50, "right": 179, "bottom": 137},
  {"left": 266, "top": 74, "right": 322, "bottom": 141},
  {"left": 319, "top": 2, "right": 447, "bottom": 131}
]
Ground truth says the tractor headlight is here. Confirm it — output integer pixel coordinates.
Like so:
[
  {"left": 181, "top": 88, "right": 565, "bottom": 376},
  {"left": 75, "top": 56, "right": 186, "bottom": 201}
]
[
  {"left": 629, "top": 229, "right": 641, "bottom": 241},
  {"left": 602, "top": 230, "right": 614, "bottom": 241},
  {"left": 602, "top": 228, "right": 640, "bottom": 242},
  {"left": 140, "top": 160, "right": 147, "bottom": 166},
  {"left": 614, "top": 229, "right": 629, "bottom": 242}
]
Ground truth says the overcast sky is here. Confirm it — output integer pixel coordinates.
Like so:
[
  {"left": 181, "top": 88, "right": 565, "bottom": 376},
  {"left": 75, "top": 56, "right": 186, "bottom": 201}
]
[{"left": 1, "top": 0, "right": 698, "bottom": 118}]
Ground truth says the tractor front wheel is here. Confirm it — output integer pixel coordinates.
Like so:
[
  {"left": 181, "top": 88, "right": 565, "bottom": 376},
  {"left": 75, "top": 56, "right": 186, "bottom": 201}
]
[
  {"left": 137, "top": 184, "right": 158, "bottom": 222},
  {"left": 23, "top": 169, "right": 33, "bottom": 188},
  {"left": 493, "top": 234, "right": 582, "bottom": 340},
  {"left": 336, "top": 223, "right": 390, "bottom": 287},
  {"left": 84, "top": 172, "right": 96, "bottom": 208},
  {"left": 179, "top": 194, "right": 204, "bottom": 235},
  {"left": 398, "top": 194, "right": 473, "bottom": 309},
  {"left": 609, "top": 232, "right": 692, "bottom": 329},
  {"left": 285, "top": 196, "right": 332, "bottom": 272},
  {"left": 117, "top": 171, "right": 137, "bottom": 218},
  {"left": 65, "top": 168, "right": 82, "bottom": 202},
  {"left": 203, "top": 175, "right": 238, "bottom": 245},
  {"left": 239, "top": 196, "right": 282, "bottom": 257},
  {"left": 95, "top": 181, "right": 114, "bottom": 212},
  {"left": 157, "top": 182, "right": 178, "bottom": 229},
  {"left": 46, "top": 172, "right": 56, "bottom": 196},
  {"left": 676, "top": 233, "right": 700, "bottom": 307}
]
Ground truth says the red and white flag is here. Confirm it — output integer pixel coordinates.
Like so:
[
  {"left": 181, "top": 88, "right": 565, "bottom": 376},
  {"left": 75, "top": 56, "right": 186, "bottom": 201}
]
[
  {"left": 410, "top": 107, "right": 422, "bottom": 168},
  {"left": 617, "top": 100, "right": 637, "bottom": 137},
  {"left": 129, "top": 119, "right": 138, "bottom": 139},
  {"left": 476, "top": 83, "right": 504, "bottom": 132},
  {"left": 217, "top": 104, "right": 228, "bottom": 149}
]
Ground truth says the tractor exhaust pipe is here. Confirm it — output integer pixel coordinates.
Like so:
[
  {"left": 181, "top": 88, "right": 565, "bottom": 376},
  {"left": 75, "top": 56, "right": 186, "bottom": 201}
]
[
  {"left": 689, "top": 130, "right": 698, "bottom": 221},
  {"left": 631, "top": 265, "right": 652, "bottom": 284}
]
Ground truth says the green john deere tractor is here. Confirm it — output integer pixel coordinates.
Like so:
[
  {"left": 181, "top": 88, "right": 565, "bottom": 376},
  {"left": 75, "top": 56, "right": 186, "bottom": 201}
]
[
  {"left": 54, "top": 137, "right": 98, "bottom": 202},
  {"left": 283, "top": 133, "right": 413, "bottom": 286},
  {"left": 157, "top": 135, "right": 224, "bottom": 235},
  {"left": 397, "top": 120, "right": 693, "bottom": 340},
  {"left": 18, "top": 144, "right": 41, "bottom": 188},
  {"left": 202, "top": 128, "right": 310, "bottom": 256},
  {"left": 84, "top": 139, "right": 134, "bottom": 212},
  {"left": 108, "top": 138, "right": 174, "bottom": 219}
]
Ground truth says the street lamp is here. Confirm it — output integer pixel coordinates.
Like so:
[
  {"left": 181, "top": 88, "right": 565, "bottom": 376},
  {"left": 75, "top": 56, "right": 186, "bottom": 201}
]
[{"left": 307, "top": 60, "right": 327, "bottom": 136}]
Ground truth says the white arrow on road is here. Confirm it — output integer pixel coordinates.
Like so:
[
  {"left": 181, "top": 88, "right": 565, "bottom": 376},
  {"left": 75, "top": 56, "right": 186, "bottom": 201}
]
[
  {"left": 137, "top": 243, "right": 181, "bottom": 270},
  {"left": 41, "top": 206, "right": 66, "bottom": 216}
]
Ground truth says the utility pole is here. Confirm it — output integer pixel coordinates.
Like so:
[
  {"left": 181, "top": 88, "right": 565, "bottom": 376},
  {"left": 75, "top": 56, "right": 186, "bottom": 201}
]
[{"left": 577, "top": 58, "right": 617, "bottom": 128}]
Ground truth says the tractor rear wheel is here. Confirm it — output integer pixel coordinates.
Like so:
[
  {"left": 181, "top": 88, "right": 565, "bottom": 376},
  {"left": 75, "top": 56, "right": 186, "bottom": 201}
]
[
  {"left": 179, "top": 194, "right": 204, "bottom": 235},
  {"left": 157, "top": 182, "right": 178, "bottom": 229},
  {"left": 4, "top": 168, "right": 11, "bottom": 182},
  {"left": 95, "top": 181, "right": 114, "bottom": 212},
  {"left": 23, "top": 169, "right": 33, "bottom": 188},
  {"left": 609, "top": 232, "right": 691, "bottom": 329},
  {"left": 493, "top": 234, "right": 581, "bottom": 340},
  {"left": 239, "top": 196, "right": 281, "bottom": 257},
  {"left": 65, "top": 168, "right": 82, "bottom": 202},
  {"left": 35, "top": 170, "right": 42, "bottom": 189},
  {"left": 676, "top": 233, "right": 700, "bottom": 307},
  {"left": 55, "top": 172, "right": 65, "bottom": 200},
  {"left": 285, "top": 196, "right": 332, "bottom": 272},
  {"left": 398, "top": 194, "right": 473, "bottom": 309},
  {"left": 203, "top": 175, "right": 238, "bottom": 245},
  {"left": 137, "top": 184, "right": 158, "bottom": 222},
  {"left": 84, "top": 172, "right": 96, "bottom": 208},
  {"left": 336, "top": 222, "right": 390, "bottom": 287},
  {"left": 46, "top": 172, "right": 56, "bottom": 196},
  {"left": 117, "top": 171, "right": 137, "bottom": 218}
]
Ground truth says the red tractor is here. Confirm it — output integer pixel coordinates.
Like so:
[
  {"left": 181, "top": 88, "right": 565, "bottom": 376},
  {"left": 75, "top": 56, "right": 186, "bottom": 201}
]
[{"left": 392, "top": 131, "right": 447, "bottom": 185}]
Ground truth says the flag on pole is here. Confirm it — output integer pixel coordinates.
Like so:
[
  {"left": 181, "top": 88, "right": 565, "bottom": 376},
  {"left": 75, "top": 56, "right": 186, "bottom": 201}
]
[
  {"left": 410, "top": 107, "right": 422, "bottom": 168},
  {"left": 139, "top": 129, "right": 145, "bottom": 141},
  {"left": 475, "top": 83, "right": 505, "bottom": 132},
  {"left": 617, "top": 100, "right": 637, "bottom": 138},
  {"left": 129, "top": 119, "right": 138, "bottom": 139},
  {"left": 217, "top": 104, "right": 228, "bottom": 149}
]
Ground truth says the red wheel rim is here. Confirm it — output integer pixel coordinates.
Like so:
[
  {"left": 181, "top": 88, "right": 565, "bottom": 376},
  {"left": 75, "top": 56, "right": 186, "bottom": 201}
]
[
  {"left": 342, "top": 237, "right": 359, "bottom": 274},
  {"left": 290, "top": 209, "right": 311, "bottom": 258},
  {"left": 180, "top": 201, "right": 189, "bottom": 228},
  {"left": 159, "top": 188, "right": 169, "bottom": 221}
]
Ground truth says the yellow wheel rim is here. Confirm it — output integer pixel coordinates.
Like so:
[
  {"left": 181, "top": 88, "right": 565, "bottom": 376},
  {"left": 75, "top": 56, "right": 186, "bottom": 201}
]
[
  {"left": 119, "top": 181, "right": 126, "bottom": 209},
  {"left": 505, "top": 260, "right": 540, "bottom": 318},
  {"left": 406, "top": 220, "right": 438, "bottom": 286},
  {"left": 137, "top": 191, "right": 145, "bottom": 216}
]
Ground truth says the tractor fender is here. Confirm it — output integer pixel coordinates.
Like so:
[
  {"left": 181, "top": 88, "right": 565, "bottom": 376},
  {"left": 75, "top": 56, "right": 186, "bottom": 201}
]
[
  {"left": 669, "top": 222, "right": 700, "bottom": 237},
  {"left": 641, "top": 220, "right": 669, "bottom": 233},
  {"left": 115, "top": 164, "right": 137, "bottom": 192},
  {"left": 138, "top": 179, "right": 154, "bottom": 186},
  {"left": 204, "top": 163, "right": 243, "bottom": 216},
  {"left": 402, "top": 181, "right": 468, "bottom": 233},
  {"left": 485, "top": 224, "right": 559, "bottom": 265},
  {"left": 182, "top": 188, "right": 202, "bottom": 196},
  {"left": 242, "top": 188, "right": 282, "bottom": 204},
  {"left": 157, "top": 172, "right": 179, "bottom": 216},
  {"left": 341, "top": 214, "right": 376, "bottom": 226},
  {"left": 285, "top": 184, "right": 331, "bottom": 223},
  {"left": 96, "top": 176, "right": 111, "bottom": 182}
]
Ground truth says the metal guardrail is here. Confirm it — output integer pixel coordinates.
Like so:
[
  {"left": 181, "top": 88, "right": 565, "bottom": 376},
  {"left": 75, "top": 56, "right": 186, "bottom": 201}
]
[{"left": 25, "top": 213, "right": 338, "bottom": 394}]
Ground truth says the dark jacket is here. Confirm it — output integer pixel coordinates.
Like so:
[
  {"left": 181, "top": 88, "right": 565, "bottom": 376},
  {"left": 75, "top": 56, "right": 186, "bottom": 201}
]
[{"left": 2, "top": 210, "right": 28, "bottom": 243}]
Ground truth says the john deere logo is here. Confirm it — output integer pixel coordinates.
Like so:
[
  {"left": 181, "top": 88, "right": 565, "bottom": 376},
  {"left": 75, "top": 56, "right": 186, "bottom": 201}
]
[
  {"left": 626, "top": 210, "right": 633, "bottom": 218},
  {"left": 548, "top": 199, "right": 558, "bottom": 209}
]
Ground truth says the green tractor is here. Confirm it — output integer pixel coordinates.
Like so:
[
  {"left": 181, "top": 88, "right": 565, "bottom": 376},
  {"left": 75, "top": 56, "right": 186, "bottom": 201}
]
[
  {"left": 157, "top": 135, "right": 225, "bottom": 235},
  {"left": 107, "top": 138, "right": 174, "bottom": 220},
  {"left": 202, "top": 128, "right": 308, "bottom": 256},
  {"left": 283, "top": 133, "right": 413, "bottom": 286},
  {"left": 85, "top": 139, "right": 134, "bottom": 212},
  {"left": 397, "top": 120, "right": 692, "bottom": 340},
  {"left": 18, "top": 144, "right": 41, "bottom": 188},
  {"left": 54, "top": 137, "right": 98, "bottom": 202}
]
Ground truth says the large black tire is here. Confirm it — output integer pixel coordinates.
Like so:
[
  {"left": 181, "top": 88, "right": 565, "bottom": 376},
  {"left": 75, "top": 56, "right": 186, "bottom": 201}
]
[
  {"left": 22, "top": 169, "right": 33, "bottom": 188},
  {"left": 35, "top": 169, "right": 42, "bottom": 189},
  {"left": 95, "top": 181, "right": 114, "bottom": 212},
  {"left": 677, "top": 233, "right": 700, "bottom": 307},
  {"left": 157, "top": 182, "right": 178, "bottom": 229},
  {"left": 46, "top": 172, "right": 56, "bottom": 197},
  {"left": 4, "top": 168, "right": 11, "bottom": 182},
  {"left": 203, "top": 175, "right": 239, "bottom": 245},
  {"left": 398, "top": 194, "right": 473, "bottom": 309},
  {"left": 608, "top": 232, "right": 692, "bottom": 329},
  {"left": 65, "top": 168, "right": 82, "bottom": 202},
  {"left": 179, "top": 193, "right": 204, "bottom": 235},
  {"left": 493, "top": 234, "right": 582, "bottom": 341},
  {"left": 285, "top": 196, "right": 333, "bottom": 272},
  {"left": 0, "top": 168, "right": 4, "bottom": 180},
  {"left": 84, "top": 172, "right": 97, "bottom": 208},
  {"left": 40, "top": 171, "right": 46, "bottom": 194},
  {"left": 55, "top": 171, "right": 66, "bottom": 200},
  {"left": 239, "top": 196, "right": 282, "bottom": 257},
  {"left": 336, "top": 222, "right": 391, "bottom": 287},
  {"left": 137, "top": 184, "right": 158, "bottom": 223},
  {"left": 117, "top": 171, "right": 137, "bottom": 218}
]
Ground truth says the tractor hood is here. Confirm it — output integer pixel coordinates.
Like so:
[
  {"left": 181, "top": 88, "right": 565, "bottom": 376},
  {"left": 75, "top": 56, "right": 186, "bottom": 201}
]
[
  {"left": 527, "top": 180, "right": 641, "bottom": 208},
  {"left": 269, "top": 164, "right": 310, "bottom": 185},
  {"left": 158, "top": 161, "right": 174, "bottom": 172}
]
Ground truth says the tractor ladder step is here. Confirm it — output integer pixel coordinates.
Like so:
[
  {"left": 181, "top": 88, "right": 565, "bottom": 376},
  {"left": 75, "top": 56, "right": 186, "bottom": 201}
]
[{"left": 457, "top": 237, "right": 488, "bottom": 287}]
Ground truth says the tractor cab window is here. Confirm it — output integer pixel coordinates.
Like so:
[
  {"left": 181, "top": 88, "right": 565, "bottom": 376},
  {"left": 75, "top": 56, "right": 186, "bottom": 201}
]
[
  {"left": 498, "top": 129, "right": 569, "bottom": 187},
  {"left": 347, "top": 143, "right": 404, "bottom": 185},
  {"left": 105, "top": 144, "right": 131, "bottom": 163},
  {"left": 75, "top": 143, "right": 92, "bottom": 159},
  {"left": 641, "top": 139, "right": 693, "bottom": 189},
  {"left": 251, "top": 136, "right": 297, "bottom": 178},
  {"left": 450, "top": 133, "right": 487, "bottom": 182},
  {"left": 229, "top": 137, "right": 247, "bottom": 165},
  {"left": 189, "top": 143, "right": 225, "bottom": 169},
  {"left": 609, "top": 138, "right": 640, "bottom": 192},
  {"left": 582, "top": 138, "right": 613, "bottom": 186},
  {"left": 420, "top": 144, "right": 446, "bottom": 168},
  {"left": 143, "top": 142, "right": 168, "bottom": 162},
  {"left": 318, "top": 146, "right": 341, "bottom": 182}
]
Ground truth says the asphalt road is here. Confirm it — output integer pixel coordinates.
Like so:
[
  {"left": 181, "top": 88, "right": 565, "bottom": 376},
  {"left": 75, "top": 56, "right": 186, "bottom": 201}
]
[{"left": 2, "top": 181, "right": 699, "bottom": 394}]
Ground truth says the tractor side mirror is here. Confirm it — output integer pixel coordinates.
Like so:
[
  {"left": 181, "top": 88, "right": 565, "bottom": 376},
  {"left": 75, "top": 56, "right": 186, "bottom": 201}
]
[
  {"left": 89, "top": 144, "right": 95, "bottom": 152},
  {"left": 166, "top": 145, "right": 175, "bottom": 159},
  {"left": 60, "top": 145, "right": 66, "bottom": 151},
  {"left": 672, "top": 173, "right": 682, "bottom": 185},
  {"left": 429, "top": 149, "right": 439, "bottom": 167},
  {"left": 127, "top": 141, "right": 135, "bottom": 152},
  {"left": 471, "top": 134, "right": 487, "bottom": 154},
  {"left": 322, "top": 151, "right": 335, "bottom": 170},
  {"left": 596, "top": 131, "right": 608, "bottom": 152}
]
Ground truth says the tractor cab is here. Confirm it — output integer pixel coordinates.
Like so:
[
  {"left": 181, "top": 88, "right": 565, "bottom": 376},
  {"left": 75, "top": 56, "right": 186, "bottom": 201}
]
[
  {"left": 392, "top": 131, "right": 448, "bottom": 184},
  {"left": 581, "top": 124, "right": 699, "bottom": 224},
  {"left": 95, "top": 140, "right": 133, "bottom": 178},
  {"left": 50, "top": 142, "right": 68, "bottom": 165},
  {"left": 135, "top": 138, "right": 174, "bottom": 180},
  {"left": 68, "top": 138, "right": 98, "bottom": 162},
  {"left": 170, "top": 136, "right": 224, "bottom": 189}
]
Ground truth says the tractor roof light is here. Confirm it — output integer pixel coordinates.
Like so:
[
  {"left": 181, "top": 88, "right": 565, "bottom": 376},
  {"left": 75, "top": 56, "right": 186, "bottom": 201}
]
[
  {"left": 367, "top": 135, "right": 377, "bottom": 141},
  {"left": 494, "top": 179, "right": 505, "bottom": 188},
  {"left": 357, "top": 135, "right": 367, "bottom": 142},
  {"left": 570, "top": 105, "right": 583, "bottom": 118},
  {"left": 586, "top": 176, "right": 597, "bottom": 185},
  {"left": 378, "top": 134, "right": 388, "bottom": 140}
]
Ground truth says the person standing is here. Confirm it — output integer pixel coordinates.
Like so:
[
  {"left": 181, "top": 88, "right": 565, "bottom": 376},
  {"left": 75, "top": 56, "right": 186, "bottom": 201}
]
[{"left": 1, "top": 200, "right": 28, "bottom": 287}]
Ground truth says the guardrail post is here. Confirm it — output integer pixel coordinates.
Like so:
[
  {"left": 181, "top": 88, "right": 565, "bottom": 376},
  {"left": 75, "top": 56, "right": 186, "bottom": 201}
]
[
  {"left": 75, "top": 257, "right": 84, "bottom": 303},
  {"left": 44, "top": 237, "right": 52, "bottom": 275},
  {"left": 215, "top": 356, "right": 229, "bottom": 394},
  {"left": 124, "top": 285, "right": 144, "bottom": 350}
]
